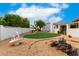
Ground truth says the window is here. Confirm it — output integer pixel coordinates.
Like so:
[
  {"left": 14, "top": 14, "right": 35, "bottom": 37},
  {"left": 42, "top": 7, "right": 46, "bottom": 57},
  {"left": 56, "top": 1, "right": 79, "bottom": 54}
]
[{"left": 70, "top": 23, "right": 79, "bottom": 28}]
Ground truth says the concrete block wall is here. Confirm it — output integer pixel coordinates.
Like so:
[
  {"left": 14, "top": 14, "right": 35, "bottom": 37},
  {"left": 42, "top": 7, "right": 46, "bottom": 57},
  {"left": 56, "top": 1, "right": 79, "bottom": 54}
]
[{"left": 0, "top": 25, "right": 31, "bottom": 40}]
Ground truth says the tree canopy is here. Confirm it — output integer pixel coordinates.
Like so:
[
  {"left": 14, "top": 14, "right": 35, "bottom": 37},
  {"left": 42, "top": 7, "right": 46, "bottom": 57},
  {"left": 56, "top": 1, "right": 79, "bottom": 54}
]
[
  {"left": 35, "top": 20, "right": 46, "bottom": 31},
  {"left": 0, "top": 14, "right": 30, "bottom": 28}
]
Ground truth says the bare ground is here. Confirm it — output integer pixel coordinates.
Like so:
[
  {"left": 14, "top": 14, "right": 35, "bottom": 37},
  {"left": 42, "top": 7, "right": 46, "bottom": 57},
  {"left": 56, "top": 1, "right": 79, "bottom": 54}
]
[
  {"left": 0, "top": 37, "right": 67, "bottom": 56},
  {"left": 0, "top": 35, "right": 79, "bottom": 56}
]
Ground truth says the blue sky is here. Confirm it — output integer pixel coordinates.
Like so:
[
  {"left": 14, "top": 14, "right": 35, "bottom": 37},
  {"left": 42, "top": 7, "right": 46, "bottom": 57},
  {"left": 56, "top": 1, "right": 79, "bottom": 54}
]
[{"left": 0, "top": 3, "right": 79, "bottom": 24}]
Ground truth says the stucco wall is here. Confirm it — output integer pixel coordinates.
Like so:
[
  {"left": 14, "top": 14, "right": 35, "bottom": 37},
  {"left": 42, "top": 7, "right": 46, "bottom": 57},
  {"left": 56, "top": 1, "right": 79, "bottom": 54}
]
[
  {"left": 67, "top": 28, "right": 79, "bottom": 37},
  {"left": 0, "top": 25, "right": 31, "bottom": 40}
]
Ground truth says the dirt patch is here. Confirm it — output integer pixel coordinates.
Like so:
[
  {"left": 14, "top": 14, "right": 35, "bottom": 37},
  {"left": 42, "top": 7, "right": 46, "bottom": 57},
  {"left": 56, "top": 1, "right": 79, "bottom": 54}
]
[{"left": 0, "top": 38, "right": 67, "bottom": 56}]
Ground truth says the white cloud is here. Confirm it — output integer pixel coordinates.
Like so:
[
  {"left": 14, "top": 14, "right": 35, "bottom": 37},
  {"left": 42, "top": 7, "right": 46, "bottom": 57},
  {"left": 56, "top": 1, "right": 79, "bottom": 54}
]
[
  {"left": 9, "top": 5, "right": 61, "bottom": 25},
  {"left": 21, "top": 3, "right": 28, "bottom": 8},
  {"left": 50, "top": 3, "right": 60, "bottom": 8},
  {"left": 50, "top": 3, "right": 69, "bottom": 9},
  {"left": 60, "top": 3, "right": 69, "bottom": 9},
  {"left": 9, "top": 4, "right": 69, "bottom": 25},
  {"left": 15, "top": 5, "right": 61, "bottom": 18},
  {"left": 49, "top": 16, "right": 62, "bottom": 23},
  {"left": 48, "top": 3, "right": 69, "bottom": 24}
]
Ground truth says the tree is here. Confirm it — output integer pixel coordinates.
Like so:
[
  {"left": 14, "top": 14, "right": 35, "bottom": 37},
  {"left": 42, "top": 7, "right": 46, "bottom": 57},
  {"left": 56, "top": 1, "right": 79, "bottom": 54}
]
[
  {"left": 23, "top": 18, "right": 30, "bottom": 28},
  {"left": 0, "top": 19, "right": 7, "bottom": 25},
  {"left": 3, "top": 14, "right": 22, "bottom": 27},
  {"left": 19, "top": 18, "right": 30, "bottom": 28},
  {"left": 0, "top": 17, "right": 2, "bottom": 20},
  {"left": 35, "top": 20, "right": 46, "bottom": 31},
  {"left": 0, "top": 17, "right": 7, "bottom": 25},
  {"left": 3, "top": 14, "right": 30, "bottom": 28}
]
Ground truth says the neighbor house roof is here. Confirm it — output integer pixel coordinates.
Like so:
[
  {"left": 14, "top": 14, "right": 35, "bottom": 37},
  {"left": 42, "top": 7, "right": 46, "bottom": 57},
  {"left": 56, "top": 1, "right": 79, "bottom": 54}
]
[{"left": 72, "top": 18, "right": 79, "bottom": 23}]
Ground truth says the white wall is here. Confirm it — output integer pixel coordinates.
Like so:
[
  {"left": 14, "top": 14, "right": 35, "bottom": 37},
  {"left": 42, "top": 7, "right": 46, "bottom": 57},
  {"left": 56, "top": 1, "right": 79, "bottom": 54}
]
[
  {"left": 42, "top": 24, "right": 50, "bottom": 32},
  {"left": 52, "top": 25, "right": 60, "bottom": 33},
  {"left": 0, "top": 25, "right": 31, "bottom": 40},
  {"left": 66, "top": 24, "right": 79, "bottom": 37},
  {"left": 67, "top": 28, "right": 79, "bottom": 37}
]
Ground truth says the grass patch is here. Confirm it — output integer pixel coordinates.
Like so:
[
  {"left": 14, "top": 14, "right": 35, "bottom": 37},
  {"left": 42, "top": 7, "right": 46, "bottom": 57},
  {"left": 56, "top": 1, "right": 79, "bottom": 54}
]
[{"left": 23, "top": 32, "right": 59, "bottom": 39}]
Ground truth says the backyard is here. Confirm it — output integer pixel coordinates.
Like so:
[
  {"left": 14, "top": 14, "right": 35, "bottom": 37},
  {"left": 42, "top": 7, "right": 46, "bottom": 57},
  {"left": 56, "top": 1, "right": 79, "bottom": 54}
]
[{"left": 0, "top": 3, "right": 79, "bottom": 56}]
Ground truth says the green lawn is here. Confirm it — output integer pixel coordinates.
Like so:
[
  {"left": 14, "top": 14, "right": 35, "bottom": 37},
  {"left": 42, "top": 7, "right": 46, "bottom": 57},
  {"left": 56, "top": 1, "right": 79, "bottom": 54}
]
[{"left": 23, "top": 32, "right": 59, "bottom": 39}]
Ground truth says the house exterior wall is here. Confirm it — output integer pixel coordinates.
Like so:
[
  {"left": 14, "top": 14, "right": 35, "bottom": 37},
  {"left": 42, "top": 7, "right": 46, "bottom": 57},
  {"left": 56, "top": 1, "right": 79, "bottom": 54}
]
[
  {"left": 0, "top": 25, "right": 31, "bottom": 40},
  {"left": 48, "top": 23, "right": 60, "bottom": 33},
  {"left": 66, "top": 24, "right": 79, "bottom": 37},
  {"left": 52, "top": 25, "right": 60, "bottom": 33},
  {"left": 42, "top": 24, "right": 50, "bottom": 32},
  {"left": 44, "top": 23, "right": 55, "bottom": 32},
  {"left": 67, "top": 29, "right": 79, "bottom": 37},
  {"left": 49, "top": 23, "right": 79, "bottom": 37}
]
